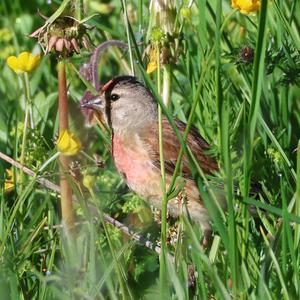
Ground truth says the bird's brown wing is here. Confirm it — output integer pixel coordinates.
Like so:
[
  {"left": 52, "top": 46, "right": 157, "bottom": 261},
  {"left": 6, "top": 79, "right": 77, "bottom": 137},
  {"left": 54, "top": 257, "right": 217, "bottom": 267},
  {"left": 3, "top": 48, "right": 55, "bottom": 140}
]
[{"left": 142, "top": 118, "right": 218, "bottom": 179}]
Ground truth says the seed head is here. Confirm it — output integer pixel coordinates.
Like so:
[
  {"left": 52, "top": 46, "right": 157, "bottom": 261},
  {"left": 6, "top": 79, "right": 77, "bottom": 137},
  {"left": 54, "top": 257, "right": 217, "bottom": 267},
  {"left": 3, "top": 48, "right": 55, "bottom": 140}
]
[
  {"left": 240, "top": 46, "right": 254, "bottom": 63},
  {"left": 29, "top": 15, "right": 92, "bottom": 56}
]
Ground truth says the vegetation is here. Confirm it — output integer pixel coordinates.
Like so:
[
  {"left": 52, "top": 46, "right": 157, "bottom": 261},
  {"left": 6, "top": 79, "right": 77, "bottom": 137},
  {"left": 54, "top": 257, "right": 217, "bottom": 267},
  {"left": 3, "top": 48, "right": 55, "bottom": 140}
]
[{"left": 0, "top": 0, "right": 299, "bottom": 299}]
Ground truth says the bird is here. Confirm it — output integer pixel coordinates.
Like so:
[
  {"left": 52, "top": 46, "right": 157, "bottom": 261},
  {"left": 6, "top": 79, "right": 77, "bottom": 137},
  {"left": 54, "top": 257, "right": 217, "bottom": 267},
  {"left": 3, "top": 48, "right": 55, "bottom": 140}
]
[{"left": 81, "top": 75, "right": 223, "bottom": 243}]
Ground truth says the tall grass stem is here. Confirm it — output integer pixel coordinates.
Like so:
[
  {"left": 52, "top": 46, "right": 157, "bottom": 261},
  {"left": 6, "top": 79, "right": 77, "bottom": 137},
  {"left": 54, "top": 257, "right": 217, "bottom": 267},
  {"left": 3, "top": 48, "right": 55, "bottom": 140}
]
[
  {"left": 156, "top": 44, "right": 168, "bottom": 297},
  {"left": 19, "top": 73, "right": 32, "bottom": 197}
]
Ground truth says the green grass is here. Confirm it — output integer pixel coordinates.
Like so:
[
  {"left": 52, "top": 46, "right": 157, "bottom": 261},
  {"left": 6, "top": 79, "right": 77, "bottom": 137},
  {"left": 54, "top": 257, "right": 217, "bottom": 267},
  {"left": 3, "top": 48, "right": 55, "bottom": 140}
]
[{"left": 1, "top": 0, "right": 300, "bottom": 299}]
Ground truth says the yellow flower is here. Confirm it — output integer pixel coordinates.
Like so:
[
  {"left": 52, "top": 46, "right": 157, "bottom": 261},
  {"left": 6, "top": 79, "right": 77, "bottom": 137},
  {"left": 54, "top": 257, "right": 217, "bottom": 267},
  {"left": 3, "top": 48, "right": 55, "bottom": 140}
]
[
  {"left": 146, "top": 61, "right": 157, "bottom": 74},
  {"left": 6, "top": 51, "right": 41, "bottom": 74},
  {"left": 83, "top": 174, "right": 96, "bottom": 189},
  {"left": 146, "top": 47, "right": 158, "bottom": 74},
  {"left": 0, "top": 28, "right": 13, "bottom": 42},
  {"left": 57, "top": 129, "right": 82, "bottom": 156},
  {"left": 231, "top": 0, "right": 260, "bottom": 14},
  {"left": 4, "top": 169, "right": 14, "bottom": 193}
]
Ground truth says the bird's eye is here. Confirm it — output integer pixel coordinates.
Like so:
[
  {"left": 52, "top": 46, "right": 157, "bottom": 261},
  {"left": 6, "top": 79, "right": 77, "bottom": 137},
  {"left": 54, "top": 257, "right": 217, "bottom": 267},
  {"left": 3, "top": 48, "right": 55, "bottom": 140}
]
[{"left": 110, "top": 94, "right": 120, "bottom": 101}]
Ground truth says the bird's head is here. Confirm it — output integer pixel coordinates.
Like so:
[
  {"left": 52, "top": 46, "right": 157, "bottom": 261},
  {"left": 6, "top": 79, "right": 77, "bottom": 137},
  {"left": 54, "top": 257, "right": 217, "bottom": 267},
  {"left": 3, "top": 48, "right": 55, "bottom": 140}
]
[{"left": 81, "top": 76, "right": 157, "bottom": 134}]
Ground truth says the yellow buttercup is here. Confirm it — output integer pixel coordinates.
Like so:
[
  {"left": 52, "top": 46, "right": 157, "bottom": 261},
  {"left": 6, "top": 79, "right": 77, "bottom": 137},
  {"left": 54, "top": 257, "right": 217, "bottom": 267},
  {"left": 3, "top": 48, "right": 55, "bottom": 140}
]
[
  {"left": 57, "top": 129, "right": 82, "bottom": 156},
  {"left": 6, "top": 51, "right": 41, "bottom": 74},
  {"left": 231, "top": 0, "right": 260, "bottom": 14}
]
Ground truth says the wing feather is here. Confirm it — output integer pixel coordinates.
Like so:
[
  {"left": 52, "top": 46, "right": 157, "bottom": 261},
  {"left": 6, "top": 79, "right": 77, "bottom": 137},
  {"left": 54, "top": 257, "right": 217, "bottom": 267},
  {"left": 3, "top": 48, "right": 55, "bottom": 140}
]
[{"left": 142, "top": 118, "right": 218, "bottom": 179}]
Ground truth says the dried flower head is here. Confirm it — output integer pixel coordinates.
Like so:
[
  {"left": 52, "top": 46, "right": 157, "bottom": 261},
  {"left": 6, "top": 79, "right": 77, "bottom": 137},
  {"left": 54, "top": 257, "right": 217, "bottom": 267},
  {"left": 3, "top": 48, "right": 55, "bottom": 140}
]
[
  {"left": 29, "top": 15, "right": 92, "bottom": 56},
  {"left": 149, "top": 0, "right": 176, "bottom": 35},
  {"left": 146, "top": 1, "right": 182, "bottom": 71},
  {"left": 167, "top": 225, "right": 178, "bottom": 246},
  {"left": 240, "top": 46, "right": 254, "bottom": 63}
]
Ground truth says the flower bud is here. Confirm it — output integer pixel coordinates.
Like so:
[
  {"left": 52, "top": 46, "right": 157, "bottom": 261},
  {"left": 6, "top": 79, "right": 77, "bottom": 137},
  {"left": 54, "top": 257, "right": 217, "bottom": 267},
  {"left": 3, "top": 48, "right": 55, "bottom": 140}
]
[
  {"left": 180, "top": 7, "right": 192, "bottom": 21},
  {"left": 83, "top": 174, "right": 96, "bottom": 189}
]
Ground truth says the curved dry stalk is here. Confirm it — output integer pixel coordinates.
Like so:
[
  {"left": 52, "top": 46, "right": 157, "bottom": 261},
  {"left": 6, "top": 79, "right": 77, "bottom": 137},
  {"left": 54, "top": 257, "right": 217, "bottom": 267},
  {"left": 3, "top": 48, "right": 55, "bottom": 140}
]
[{"left": 80, "top": 40, "right": 128, "bottom": 90}]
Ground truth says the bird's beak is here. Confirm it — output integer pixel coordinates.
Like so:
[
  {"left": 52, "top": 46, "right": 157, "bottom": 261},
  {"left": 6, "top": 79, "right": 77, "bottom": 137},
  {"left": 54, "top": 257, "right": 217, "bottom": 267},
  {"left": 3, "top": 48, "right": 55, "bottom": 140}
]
[{"left": 81, "top": 96, "right": 104, "bottom": 112}]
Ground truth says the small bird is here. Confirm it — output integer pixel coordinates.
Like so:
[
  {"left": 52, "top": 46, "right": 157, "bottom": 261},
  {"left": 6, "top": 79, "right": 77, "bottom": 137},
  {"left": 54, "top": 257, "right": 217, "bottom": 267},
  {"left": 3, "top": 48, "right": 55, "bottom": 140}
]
[{"left": 81, "top": 75, "right": 221, "bottom": 242}]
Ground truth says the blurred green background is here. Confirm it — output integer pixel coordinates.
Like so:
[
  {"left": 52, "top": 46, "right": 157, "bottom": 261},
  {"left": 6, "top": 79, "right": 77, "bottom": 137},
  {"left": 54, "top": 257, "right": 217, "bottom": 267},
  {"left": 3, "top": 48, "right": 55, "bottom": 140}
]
[{"left": 0, "top": 0, "right": 300, "bottom": 299}]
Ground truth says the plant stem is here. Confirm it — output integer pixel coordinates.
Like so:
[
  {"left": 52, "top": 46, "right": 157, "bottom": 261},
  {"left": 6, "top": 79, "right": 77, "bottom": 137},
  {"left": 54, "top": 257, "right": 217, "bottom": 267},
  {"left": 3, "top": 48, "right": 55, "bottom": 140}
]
[
  {"left": 121, "top": 0, "right": 135, "bottom": 75},
  {"left": 23, "top": 72, "right": 35, "bottom": 129},
  {"left": 242, "top": 0, "right": 268, "bottom": 260},
  {"left": 57, "top": 60, "right": 75, "bottom": 230},
  {"left": 157, "top": 44, "right": 168, "bottom": 297},
  {"left": 160, "top": 64, "right": 171, "bottom": 297},
  {"left": 89, "top": 189, "right": 131, "bottom": 300},
  {"left": 162, "top": 64, "right": 171, "bottom": 106},
  {"left": 294, "top": 139, "right": 300, "bottom": 248},
  {"left": 74, "top": 0, "right": 82, "bottom": 20},
  {"left": 19, "top": 73, "right": 32, "bottom": 195},
  {"left": 38, "top": 152, "right": 60, "bottom": 173},
  {"left": 215, "top": 0, "right": 238, "bottom": 293},
  {"left": 138, "top": 0, "right": 143, "bottom": 30}
]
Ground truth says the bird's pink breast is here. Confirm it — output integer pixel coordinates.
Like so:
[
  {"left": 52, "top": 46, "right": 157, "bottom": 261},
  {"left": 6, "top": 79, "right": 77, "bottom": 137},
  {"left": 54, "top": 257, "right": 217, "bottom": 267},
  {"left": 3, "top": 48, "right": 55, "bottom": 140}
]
[{"left": 112, "top": 134, "right": 156, "bottom": 195}]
